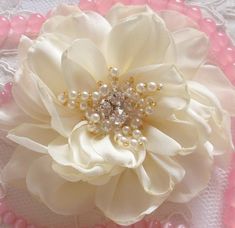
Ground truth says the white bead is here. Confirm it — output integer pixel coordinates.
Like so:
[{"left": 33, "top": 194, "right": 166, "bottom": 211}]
[
  {"left": 122, "top": 126, "right": 131, "bottom": 136},
  {"left": 157, "top": 83, "right": 163, "bottom": 90},
  {"left": 67, "top": 100, "right": 76, "bottom": 109},
  {"left": 57, "top": 93, "right": 67, "bottom": 104},
  {"left": 99, "top": 84, "right": 109, "bottom": 96},
  {"left": 132, "top": 129, "right": 142, "bottom": 139},
  {"left": 92, "top": 91, "right": 100, "bottom": 101},
  {"left": 145, "top": 106, "right": 154, "bottom": 115},
  {"left": 81, "top": 91, "right": 89, "bottom": 101},
  {"left": 91, "top": 113, "right": 100, "bottom": 123},
  {"left": 80, "top": 102, "right": 88, "bottom": 111},
  {"left": 147, "top": 82, "right": 157, "bottom": 92},
  {"left": 114, "top": 133, "right": 123, "bottom": 142},
  {"left": 121, "top": 136, "right": 129, "bottom": 147},
  {"left": 136, "top": 83, "right": 146, "bottom": 93},
  {"left": 109, "top": 67, "right": 119, "bottom": 77},
  {"left": 130, "top": 138, "right": 138, "bottom": 148},
  {"left": 138, "top": 136, "right": 147, "bottom": 145},
  {"left": 69, "top": 90, "right": 78, "bottom": 100}
]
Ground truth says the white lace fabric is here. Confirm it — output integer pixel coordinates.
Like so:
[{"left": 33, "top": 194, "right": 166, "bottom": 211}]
[{"left": 0, "top": 0, "right": 234, "bottom": 227}]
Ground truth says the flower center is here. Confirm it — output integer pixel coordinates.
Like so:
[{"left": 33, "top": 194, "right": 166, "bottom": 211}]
[{"left": 57, "top": 67, "right": 163, "bottom": 149}]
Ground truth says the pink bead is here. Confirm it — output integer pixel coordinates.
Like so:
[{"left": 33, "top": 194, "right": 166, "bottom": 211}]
[
  {"left": 3, "top": 211, "right": 16, "bottom": 225},
  {"left": 116, "top": 0, "right": 131, "bottom": 5},
  {"left": 223, "top": 206, "right": 235, "bottom": 227},
  {"left": 163, "top": 222, "right": 174, "bottom": 228},
  {"left": 27, "top": 225, "right": 38, "bottom": 228},
  {"left": 4, "top": 82, "right": 13, "bottom": 93},
  {"left": 223, "top": 62, "right": 235, "bottom": 85},
  {"left": 185, "top": 5, "right": 202, "bottom": 21},
  {"left": 26, "top": 14, "right": 45, "bottom": 37},
  {"left": 131, "top": 0, "right": 148, "bottom": 5},
  {"left": 146, "top": 220, "right": 161, "bottom": 228},
  {"left": 0, "top": 201, "right": 8, "bottom": 215},
  {"left": 177, "top": 224, "right": 188, "bottom": 228},
  {"left": 79, "top": 0, "right": 97, "bottom": 11},
  {"left": 149, "top": 0, "right": 168, "bottom": 10},
  {"left": 11, "top": 15, "right": 27, "bottom": 34},
  {"left": 219, "top": 46, "right": 235, "bottom": 67},
  {"left": 0, "top": 89, "right": 12, "bottom": 104},
  {"left": 213, "top": 31, "right": 229, "bottom": 48},
  {"left": 105, "top": 222, "right": 119, "bottom": 228},
  {"left": 199, "top": 18, "right": 216, "bottom": 36},
  {"left": 95, "top": 0, "right": 115, "bottom": 15},
  {"left": 133, "top": 220, "right": 147, "bottom": 228},
  {"left": 224, "top": 187, "right": 235, "bottom": 207},
  {"left": 14, "top": 218, "right": 27, "bottom": 228},
  {"left": 0, "top": 16, "right": 10, "bottom": 46},
  {"left": 167, "top": 0, "right": 185, "bottom": 13}
]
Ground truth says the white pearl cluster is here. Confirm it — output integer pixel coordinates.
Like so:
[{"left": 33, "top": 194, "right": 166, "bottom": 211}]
[{"left": 57, "top": 67, "right": 163, "bottom": 149}]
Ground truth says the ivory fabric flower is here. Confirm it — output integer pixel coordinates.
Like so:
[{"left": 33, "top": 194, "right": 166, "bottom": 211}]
[{"left": 1, "top": 3, "right": 235, "bottom": 225}]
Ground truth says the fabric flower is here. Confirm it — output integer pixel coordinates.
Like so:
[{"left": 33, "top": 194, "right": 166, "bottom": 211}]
[{"left": 1, "top": 3, "right": 235, "bottom": 225}]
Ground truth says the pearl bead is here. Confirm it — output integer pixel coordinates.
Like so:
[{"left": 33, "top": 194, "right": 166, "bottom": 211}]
[
  {"left": 133, "top": 129, "right": 142, "bottom": 139},
  {"left": 99, "top": 84, "right": 109, "bottom": 96},
  {"left": 81, "top": 91, "right": 89, "bottom": 101},
  {"left": 67, "top": 100, "right": 76, "bottom": 110},
  {"left": 114, "top": 133, "right": 123, "bottom": 142},
  {"left": 130, "top": 138, "right": 138, "bottom": 148},
  {"left": 147, "top": 82, "right": 157, "bottom": 92},
  {"left": 92, "top": 91, "right": 100, "bottom": 101},
  {"left": 69, "top": 90, "right": 78, "bottom": 100},
  {"left": 145, "top": 106, "right": 154, "bottom": 115},
  {"left": 120, "top": 136, "right": 129, "bottom": 147},
  {"left": 80, "top": 102, "right": 88, "bottom": 111},
  {"left": 109, "top": 67, "right": 119, "bottom": 77},
  {"left": 157, "top": 83, "right": 163, "bottom": 90},
  {"left": 138, "top": 136, "right": 147, "bottom": 145},
  {"left": 91, "top": 113, "right": 100, "bottom": 123},
  {"left": 57, "top": 93, "right": 67, "bottom": 104},
  {"left": 122, "top": 126, "right": 131, "bottom": 136},
  {"left": 136, "top": 83, "right": 146, "bottom": 93}
]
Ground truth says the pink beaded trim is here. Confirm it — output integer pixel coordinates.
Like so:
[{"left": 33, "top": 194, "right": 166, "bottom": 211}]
[{"left": 0, "top": 0, "right": 234, "bottom": 227}]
